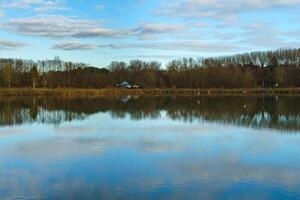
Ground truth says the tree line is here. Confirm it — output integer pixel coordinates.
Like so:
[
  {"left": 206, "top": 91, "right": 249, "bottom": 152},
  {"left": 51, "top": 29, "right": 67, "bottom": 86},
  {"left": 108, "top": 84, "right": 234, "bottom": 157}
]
[{"left": 0, "top": 48, "right": 300, "bottom": 88}]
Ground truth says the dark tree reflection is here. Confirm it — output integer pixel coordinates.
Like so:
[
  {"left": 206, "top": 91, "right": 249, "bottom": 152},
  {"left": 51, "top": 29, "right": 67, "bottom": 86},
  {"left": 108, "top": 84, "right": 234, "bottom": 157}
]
[{"left": 0, "top": 95, "right": 299, "bottom": 132}]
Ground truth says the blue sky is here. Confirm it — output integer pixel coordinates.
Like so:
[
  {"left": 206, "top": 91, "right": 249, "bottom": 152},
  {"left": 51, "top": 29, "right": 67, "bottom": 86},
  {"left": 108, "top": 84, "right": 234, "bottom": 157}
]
[{"left": 0, "top": 0, "right": 300, "bottom": 67}]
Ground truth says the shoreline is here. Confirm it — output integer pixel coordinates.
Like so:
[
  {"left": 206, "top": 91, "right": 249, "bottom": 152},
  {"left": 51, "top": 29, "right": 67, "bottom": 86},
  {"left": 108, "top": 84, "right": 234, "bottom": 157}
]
[{"left": 0, "top": 88, "right": 299, "bottom": 97}]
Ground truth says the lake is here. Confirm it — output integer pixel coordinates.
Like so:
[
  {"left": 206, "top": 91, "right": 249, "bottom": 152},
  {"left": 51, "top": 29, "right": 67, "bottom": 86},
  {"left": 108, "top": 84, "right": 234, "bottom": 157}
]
[{"left": 0, "top": 95, "right": 300, "bottom": 200}]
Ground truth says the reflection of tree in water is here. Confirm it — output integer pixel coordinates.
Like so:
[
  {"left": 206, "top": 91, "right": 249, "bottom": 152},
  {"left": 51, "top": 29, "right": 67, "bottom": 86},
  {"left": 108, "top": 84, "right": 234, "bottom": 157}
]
[
  {"left": 0, "top": 96, "right": 299, "bottom": 131},
  {"left": 164, "top": 96, "right": 300, "bottom": 131},
  {"left": 110, "top": 96, "right": 162, "bottom": 120},
  {"left": 0, "top": 98, "right": 89, "bottom": 126}
]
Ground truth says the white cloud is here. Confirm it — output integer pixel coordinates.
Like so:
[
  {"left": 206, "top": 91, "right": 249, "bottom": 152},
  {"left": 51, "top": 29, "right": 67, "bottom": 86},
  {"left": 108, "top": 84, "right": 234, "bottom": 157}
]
[
  {"left": 132, "top": 23, "right": 184, "bottom": 35},
  {"left": 3, "top": 15, "right": 185, "bottom": 39},
  {"left": 0, "top": 40, "right": 27, "bottom": 50},
  {"left": 130, "top": 23, "right": 185, "bottom": 40},
  {"left": 98, "top": 41, "right": 244, "bottom": 52},
  {"left": 237, "top": 21, "right": 299, "bottom": 48},
  {"left": 72, "top": 28, "right": 123, "bottom": 38},
  {"left": 158, "top": 0, "right": 300, "bottom": 21},
  {"left": 52, "top": 41, "right": 96, "bottom": 51},
  {"left": 72, "top": 23, "right": 185, "bottom": 39},
  {"left": 1, "top": 0, "right": 67, "bottom": 12},
  {"left": 3, "top": 15, "right": 106, "bottom": 38}
]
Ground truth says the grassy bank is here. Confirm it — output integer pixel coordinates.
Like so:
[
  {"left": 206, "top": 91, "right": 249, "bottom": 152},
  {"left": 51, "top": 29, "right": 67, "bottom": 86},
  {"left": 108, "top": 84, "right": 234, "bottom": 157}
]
[
  {"left": 0, "top": 88, "right": 143, "bottom": 97},
  {"left": 0, "top": 88, "right": 299, "bottom": 97}
]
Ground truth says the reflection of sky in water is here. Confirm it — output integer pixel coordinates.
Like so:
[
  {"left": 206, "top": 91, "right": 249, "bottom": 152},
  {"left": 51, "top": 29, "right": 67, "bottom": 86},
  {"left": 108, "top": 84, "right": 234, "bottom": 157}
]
[{"left": 0, "top": 111, "right": 300, "bottom": 199}]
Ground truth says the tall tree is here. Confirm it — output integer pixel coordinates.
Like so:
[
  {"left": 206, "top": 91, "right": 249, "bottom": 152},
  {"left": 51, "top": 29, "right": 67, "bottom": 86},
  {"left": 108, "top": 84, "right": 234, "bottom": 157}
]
[
  {"left": 30, "top": 65, "right": 39, "bottom": 88},
  {"left": 3, "top": 62, "right": 12, "bottom": 88}
]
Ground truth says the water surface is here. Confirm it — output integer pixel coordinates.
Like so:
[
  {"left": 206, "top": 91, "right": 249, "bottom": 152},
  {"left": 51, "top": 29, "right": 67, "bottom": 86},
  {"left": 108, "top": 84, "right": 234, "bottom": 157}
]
[{"left": 0, "top": 95, "right": 300, "bottom": 199}]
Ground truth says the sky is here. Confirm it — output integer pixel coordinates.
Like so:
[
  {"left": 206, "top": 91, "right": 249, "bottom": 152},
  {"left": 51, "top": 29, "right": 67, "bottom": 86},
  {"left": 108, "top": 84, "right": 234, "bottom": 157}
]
[{"left": 0, "top": 0, "right": 300, "bottom": 67}]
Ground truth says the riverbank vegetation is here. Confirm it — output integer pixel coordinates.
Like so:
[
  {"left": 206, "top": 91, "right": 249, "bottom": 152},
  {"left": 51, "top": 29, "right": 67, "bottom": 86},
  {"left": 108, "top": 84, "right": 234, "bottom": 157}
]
[
  {"left": 0, "top": 88, "right": 299, "bottom": 97},
  {"left": 0, "top": 48, "right": 300, "bottom": 89}
]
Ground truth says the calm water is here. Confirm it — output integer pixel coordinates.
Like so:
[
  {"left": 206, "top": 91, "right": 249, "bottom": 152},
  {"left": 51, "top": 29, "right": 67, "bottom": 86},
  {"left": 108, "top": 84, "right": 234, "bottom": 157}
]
[{"left": 0, "top": 95, "right": 300, "bottom": 200}]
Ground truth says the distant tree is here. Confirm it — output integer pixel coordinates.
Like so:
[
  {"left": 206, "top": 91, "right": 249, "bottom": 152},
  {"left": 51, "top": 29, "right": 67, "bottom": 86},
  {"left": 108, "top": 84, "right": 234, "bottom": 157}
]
[
  {"left": 243, "top": 68, "right": 256, "bottom": 88},
  {"left": 275, "top": 67, "right": 287, "bottom": 87},
  {"left": 30, "top": 65, "right": 39, "bottom": 88},
  {"left": 3, "top": 62, "right": 12, "bottom": 88},
  {"left": 0, "top": 48, "right": 299, "bottom": 89}
]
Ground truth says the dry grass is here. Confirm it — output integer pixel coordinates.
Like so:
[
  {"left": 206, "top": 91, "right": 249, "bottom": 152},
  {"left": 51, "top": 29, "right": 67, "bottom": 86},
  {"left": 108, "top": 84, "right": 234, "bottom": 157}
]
[{"left": 0, "top": 88, "right": 299, "bottom": 97}]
